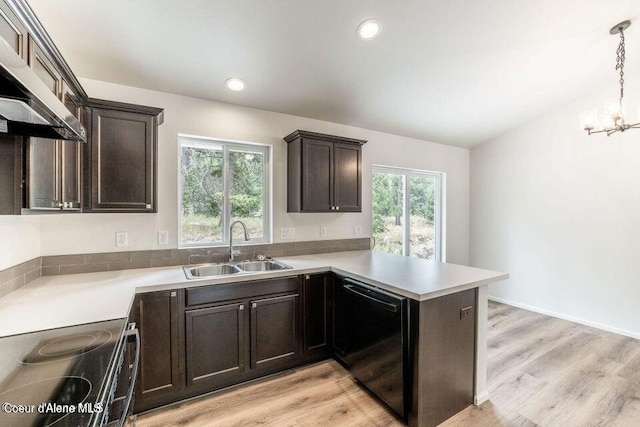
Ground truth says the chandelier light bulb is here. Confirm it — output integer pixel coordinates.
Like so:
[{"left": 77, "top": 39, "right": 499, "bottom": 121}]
[
  {"left": 604, "top": 98, "right": 625, "bottom": 121},
  {"left": 580, "top": 109, "right": 598, "bottom": 130},
  {"left": 601, "top": 113, "right": 616, "bottom": 131}
]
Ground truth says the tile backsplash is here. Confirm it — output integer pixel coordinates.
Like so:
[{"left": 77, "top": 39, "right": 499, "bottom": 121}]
[
  {"left": 0, "top": 258, "right": 42, "bottom": 298},
  {"left": 41, "top": 238, "right": 371, "bottom": 276}
]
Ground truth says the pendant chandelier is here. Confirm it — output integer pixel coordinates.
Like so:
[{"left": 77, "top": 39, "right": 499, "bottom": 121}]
[{"left": 581, "top": 20, "right": 640, "bottom": 136}]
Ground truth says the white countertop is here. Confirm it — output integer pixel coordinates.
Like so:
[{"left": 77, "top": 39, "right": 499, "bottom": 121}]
[{"left": 0, "top": 251, "right": 507, "bottom": 337}]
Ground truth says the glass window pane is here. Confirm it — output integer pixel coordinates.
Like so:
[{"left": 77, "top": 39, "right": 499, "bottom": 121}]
[
  {"left": 229, "top": 150, "right": 264, "bottom": 240},
  {"left": 180, "top": 145, "right": 224, "bottom": 244},
  {"left": 372, "top": 172, "right": 405, "bottom": 255},
  {"left": 409, "top": 175, "right": 436, "bottom": 259}
]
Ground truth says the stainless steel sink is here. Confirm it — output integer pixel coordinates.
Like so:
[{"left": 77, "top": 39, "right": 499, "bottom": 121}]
[
  {"left": 183, "top": 263, "right": 242, "bottom": 279},
  {"left": 235, "top": 260, "right": 292, "bottom": 272}
]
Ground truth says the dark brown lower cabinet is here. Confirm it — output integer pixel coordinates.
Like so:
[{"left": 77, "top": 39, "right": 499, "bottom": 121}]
[
  {"left": 133, "top": 276, "right": 304, "bottom": 412},
  {"left": 131, "top": 275, "right": 478, "bottom": 426},
  {"left": 250, "top": 293, "right": 300, "bottom": 369},
  {"left": 409, "top": 288, "right": 476, "bottom": 427},
  {"left": 132, "top": 290, "right": 183, "bottom": 413},
  {"left": 303, "top": 273, "right": 331, "bottom": 357},
  {"left": 331, "top": 278, "right": 349, "bottom": 363},
  {"left": 185, "top": 302, "right": 246, "bottom": 388}
]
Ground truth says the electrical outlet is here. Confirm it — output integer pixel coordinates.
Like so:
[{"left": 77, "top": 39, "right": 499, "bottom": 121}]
[
  {"left": 280, "top": 227, "right": 296, "bottom": 240},
  {"left": 116, "top": 231, "right": 128, "bottom": 247},
  {"left": 353, "top": 225, "right": 363, "bottom": 237},
  {"left": 158, "top": 230, "right": 169, "bottom": 245},
  {"left": 320, "top": 226, "right": 327, "bottom": 237},
  {"left": 460, "top": 306, "right": 473, "bottom": 320}
]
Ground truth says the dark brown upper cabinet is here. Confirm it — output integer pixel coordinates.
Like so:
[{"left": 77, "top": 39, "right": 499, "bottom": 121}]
[
  {"left": 83, "top": 98, "right": 164, "bottom": 213},
  {"left": 24, "top": 60, "right": 82, "bottom": 211},
  {"left": 27, "top": 35, "right": 61, "bottom": 96},
  {"left": 0, "top": 1, "right": 27, "bottom": 60},
  {"left": 25, "top": 138, "right": 81, "bottom": 210},
  {"left": 284, "top": 130, "right": 366, "bottom": 213}
]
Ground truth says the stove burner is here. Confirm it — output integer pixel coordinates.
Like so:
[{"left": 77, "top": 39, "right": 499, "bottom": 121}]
[
  {"left": 38, "top": 334, "right": 97, "bottom": 357},
  {"left": 19, "top": 330, "right": 113, "bottom": 365},
  {"left": 0, "top": 376, "right": 92, "bottom": 427}
]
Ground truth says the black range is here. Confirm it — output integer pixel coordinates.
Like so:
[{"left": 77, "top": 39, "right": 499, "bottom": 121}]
[{"left": 0, "top": 318, "right": 130, "bottom": 427}]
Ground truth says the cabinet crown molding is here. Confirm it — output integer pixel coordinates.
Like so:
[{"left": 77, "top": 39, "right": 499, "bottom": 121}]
[
  {"left": 284, "top": 130, "right": 367, "bottom": 145},
  {"left": 85, "top": 97, "right": 165, "bottom": 125}
]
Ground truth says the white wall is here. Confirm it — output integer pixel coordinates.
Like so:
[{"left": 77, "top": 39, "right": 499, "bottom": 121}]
[
  {"left": 35, "top": 79, "right": 470, "bottom": 264},
  {"left": 0, "top": 216, "right": 40, "bottom": 270},
  {"left": 471, "top": 82, "right": 640, "bottom": 338}
]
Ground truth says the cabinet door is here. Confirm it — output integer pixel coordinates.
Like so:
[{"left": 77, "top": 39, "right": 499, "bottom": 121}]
[
  {"left": 61, "top": 80, "right": 80, "bottom": 117},
  {"left": 0, "top": 1, "right": 27, "bottom": 59},
  {"left": 60, "top": 140, "right": 81, "bottom": 209},
  {"left": 90, "top": 108, "right": 155, "bottom": 212},
  {"left": 0, "top": 135, "right": 22, "bottom": 215},
  {"left": 250, "top": 293, "right": 300, "bottom": 369},
  {"left": 133, "top": 291, "right": 182, "bottom": 403},
  {"left": 26, "top": 139, "right": 81, "bottom": 211},
  {"left": 28, "top": 36, "right": 61, "bottom": 96},
  {"left": 333, "top": 142, "right": 362, "bottom": 212},
  {"left": 303, "top": 274, "right": 331, "bottom": 356},
  {"left": 185, "top": 302, "right": 246, "bottom": 387},
  {"left": 301, "top": 139, "right": 333, "bottom": 212},
  {"left": 27, "top": 138, "right": 59, "bottom": 209}
]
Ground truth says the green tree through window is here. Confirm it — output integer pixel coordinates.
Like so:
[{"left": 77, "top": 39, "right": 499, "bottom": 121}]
[
  {"left": 179, "top": 137, "right": 270, "bottom": 246},
  {"left": 372, "top": 167, "right": 443, "bottom": 260}
]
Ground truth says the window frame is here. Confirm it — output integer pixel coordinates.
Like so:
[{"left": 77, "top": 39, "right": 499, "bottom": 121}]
[
  {"left": 178, "top": 134, "right": 273, "bottom": 248},
  {"left": 372, "top": 165, "right": 446, "bottom": 261}
]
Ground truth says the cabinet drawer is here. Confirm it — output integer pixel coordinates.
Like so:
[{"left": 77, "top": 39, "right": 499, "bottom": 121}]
[{"left": 185, "top": 276, "right": 299, "bottom": 306}]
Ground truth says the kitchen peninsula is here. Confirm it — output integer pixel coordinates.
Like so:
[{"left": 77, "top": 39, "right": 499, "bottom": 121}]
[{"left": 0, "top": 250, "right": 507, "bottom": 427}]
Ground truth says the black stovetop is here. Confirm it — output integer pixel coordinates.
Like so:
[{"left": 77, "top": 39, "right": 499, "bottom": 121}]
[{"left": 0, "top": 318, "right": 126, "bottom": 427}]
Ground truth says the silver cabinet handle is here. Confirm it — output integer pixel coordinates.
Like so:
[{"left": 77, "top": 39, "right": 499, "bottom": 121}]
[
  {"left": 239, "top": 304, "right": 244, "bottom": 310},
  {"left": 336, "top": 206, "right": 340, "bottom": 211}
]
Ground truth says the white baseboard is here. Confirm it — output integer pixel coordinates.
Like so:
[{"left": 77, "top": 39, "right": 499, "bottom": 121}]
[
  {"left": 474, "top": 390, "right": 490, "bottom": 406},
  {"left": 488, "top": 296, "right": 640, "bottom": 340}
]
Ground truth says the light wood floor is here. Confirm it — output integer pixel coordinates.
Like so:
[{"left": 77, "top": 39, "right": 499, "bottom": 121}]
[{"left": 134, "top": 301, "right": 640, "bottom": 426}]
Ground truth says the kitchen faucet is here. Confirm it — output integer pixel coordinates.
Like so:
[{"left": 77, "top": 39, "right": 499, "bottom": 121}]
[{"left": 229, "top": 220, "right": 250, "bottom": 262}]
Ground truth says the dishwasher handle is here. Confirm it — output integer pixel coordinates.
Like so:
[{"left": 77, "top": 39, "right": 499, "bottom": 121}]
[{"left": 344, "top": 284, "right": 400, "bottom": 313}]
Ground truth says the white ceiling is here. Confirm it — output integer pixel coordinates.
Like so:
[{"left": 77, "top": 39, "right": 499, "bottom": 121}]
[{"left": 28, "top": 0, "right": 640, "bottom": 147}]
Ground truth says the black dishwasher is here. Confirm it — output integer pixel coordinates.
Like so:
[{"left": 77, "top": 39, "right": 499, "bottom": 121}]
[{"left": 338, "top": 277, "right": 408, "bottom": 419}]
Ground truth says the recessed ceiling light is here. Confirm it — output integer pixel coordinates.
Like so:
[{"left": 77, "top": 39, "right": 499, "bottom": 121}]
[
  {"left": 357, "top": 19, "right": 381, "bottom": 40},
  {"left": 225, "top": 77, "right": 246, "bottom": 91}
]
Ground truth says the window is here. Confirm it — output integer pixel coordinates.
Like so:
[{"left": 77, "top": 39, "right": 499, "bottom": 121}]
[
  {"left": 372, "top": 166, "right": 444, "bottom": 261},
  {"left": 179, "top": 135, "right": 271, "bottom": 247}
]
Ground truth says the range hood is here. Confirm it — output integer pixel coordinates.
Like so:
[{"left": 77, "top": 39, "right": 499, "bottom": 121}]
[{"left": 0, "top": 39, "right": 86, "bottom": 142}]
